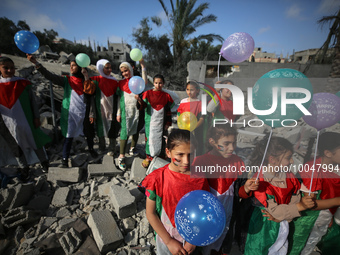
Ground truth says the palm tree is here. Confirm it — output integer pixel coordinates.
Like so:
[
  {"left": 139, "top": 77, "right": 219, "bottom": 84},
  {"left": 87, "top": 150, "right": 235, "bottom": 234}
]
[
  {"left": 158, "top": 0, "right": 224, "bottom": 66},
  {"left": 317, "top": 9, "right": 340, "bottom": 77}
]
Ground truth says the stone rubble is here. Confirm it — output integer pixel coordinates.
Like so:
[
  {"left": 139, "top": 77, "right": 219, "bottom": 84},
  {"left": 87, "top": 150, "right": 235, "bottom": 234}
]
[{"left": 0, "top": 54, "right": 339, "bottom": 254}]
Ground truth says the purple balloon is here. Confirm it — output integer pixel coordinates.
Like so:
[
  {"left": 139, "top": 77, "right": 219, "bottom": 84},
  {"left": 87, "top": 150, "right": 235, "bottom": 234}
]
[
  {"left": 303, "top": 93, "right": 340, "bottom": 130},
  {"left": 220, "top": 32, "right": 255, "bottom": 63}
]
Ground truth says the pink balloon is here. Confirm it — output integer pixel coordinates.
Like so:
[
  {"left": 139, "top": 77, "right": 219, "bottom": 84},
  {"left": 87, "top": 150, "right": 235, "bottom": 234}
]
[
  {"left": 220, "top": 32, "right": 255, "bottom": 63},
  {"left": 303, "top": 93, "right": 340, "bottom": 130}
]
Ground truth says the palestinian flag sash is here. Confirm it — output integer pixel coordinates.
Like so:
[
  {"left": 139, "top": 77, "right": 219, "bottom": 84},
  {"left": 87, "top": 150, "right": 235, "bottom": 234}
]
[
  {"left": 116, "top": 78, "right": 139, "bottom": 140},
  {"left": 90, "top": 76, "right": 118, "bottom": 137},
  {"left": 143, "top": 90, "right": 174, "bottom": 157},
  {"left": 60, "top": 76, "right": 86, "bottom": 138},
  {"left": 139, "top": 164, "right": 209, "bottom": 243},
  {"left": 213, "top": 98, "right": 236, "bottom": 121},
  {"left": 177, "top": 98, "right": 201, "bottom": 117},
  {"left": 0, "top": 76, "right": 51, "bottom": 150},
  {"left": 244, "top": 172, "right": 300, "bottom": 255}
]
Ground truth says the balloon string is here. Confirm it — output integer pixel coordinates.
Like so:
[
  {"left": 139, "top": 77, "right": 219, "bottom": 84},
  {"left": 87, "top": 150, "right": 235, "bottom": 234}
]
[
  {"left": 217, "top": 54, "right": 221, "bottom": 83},
  {"left": 256, "top": 128, "right": 273, "bottom": 180},
  {"left": 309, "top": 130, "right": 320, "bottom": 196}
]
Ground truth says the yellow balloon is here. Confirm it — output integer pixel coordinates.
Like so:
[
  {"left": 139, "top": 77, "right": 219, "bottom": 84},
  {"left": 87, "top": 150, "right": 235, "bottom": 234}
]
[{"left": 178, "top": 112, "right": 198, "bottom": 131}]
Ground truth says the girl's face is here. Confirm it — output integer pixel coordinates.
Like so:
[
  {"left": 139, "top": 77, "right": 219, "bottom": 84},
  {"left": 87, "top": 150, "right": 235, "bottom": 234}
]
[
  {"left": 154, "top": 78, "right": 164, "bottom": 91},
  {"left": 210, "top": 135, "right": 236, "bottom": 158},
  {"left": 166, "top": 142, "right": 193, "bottom": 174},
  {"left": 325, "top": 147, "right": 340, "bottom": 165},
  {"left": 270, "top": 150, "right": 294, "bottom": 168},
  {"left": 103, "top": 63, "right": 112, "bottom": 76},
  {"left": 221, "top": 88, "right": 232, "bottom": 100},
  {"left": 0, "top": 61, "right": 15, "bottom": 78},
  {"left": 120, "top": 67, "right": 131, "bottom": 79},
  {"left": 186, "top": 84, "right": 199, "bottom": 99},
  {"left": 70, "top": 61, "right": 79, "bottom": 75}
]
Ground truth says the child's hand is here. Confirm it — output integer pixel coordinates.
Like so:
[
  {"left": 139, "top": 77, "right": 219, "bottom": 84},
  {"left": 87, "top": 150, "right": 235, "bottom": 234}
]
[
  {"left": 183, "top": 241, "right": 196, "bottom": 254},
  {"left": 116, "top": 115, "right": 121, "bottom": 123},
  {"left": 81, "top": 68, "right": 89, "bottom": 80},
  {"left": 166, "top": 238, "right": 188, "bottom": 255},
  {"left": 89, "top": 117, "right": 95, "bottom": 124},
  {"left": 244, "top": 178, "right": 259, "bottom": 193},
  {"left": 262, "top": 209, "right": 281, "bottom": 223},
  {"left": 298, "top": 195, "right": 316, "bottom": 211},
  {"left": 26, "top": 54, "right": 37, "bottom": 65}
]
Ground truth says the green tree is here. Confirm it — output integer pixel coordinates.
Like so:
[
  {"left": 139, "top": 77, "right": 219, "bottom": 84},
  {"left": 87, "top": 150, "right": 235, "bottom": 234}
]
[
  {"left": 158, "top": 0, "right": 224, "bottom": 65},
  {"left": 34, "top": 29, "right": 58, "bottom": 49}
]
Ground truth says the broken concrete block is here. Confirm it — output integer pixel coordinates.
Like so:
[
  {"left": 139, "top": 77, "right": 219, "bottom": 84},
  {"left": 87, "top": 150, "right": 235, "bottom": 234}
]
[
  {"left": 35, "top": 217, "right": 58, "bottom": 236},
  {"left": 0, "top": 188, "right": 16, "bottom": 212},
  {"left": 124, "top": 228, "right": 138, "bottom": 246},
  {"left": 130, "top": 158, "right": 147, "bottom": 182},
  {"left": 71, "top": 153, "right": 89, "bottom": 167},
  {"left": 146, "top": 156, "right": 169, "bottom": 175},
  {"left": 10, "top": 183, "right": 34, "bottom": 209},
  {"left": 59, "top": 227, "right": 82, "bottom": 254},
  {"left": 87, "top": 210, "right": 123, "bottom": 253},
  {"left": 2, "top": 207, "right": 40, "bottom": 228},
  {"left": 58, "top": 218, "right": 78, "bottom": 232},
  {"left": 47, "top": 167, "right": 82, "bottom": 183},
  {"left": 51, "top": 187, "right": 73, "bottom": 207},
  {"left": 109, "top": 185, "right": 136, "bottom": 219},
  {"left": 88, "top": 155, "right": 123, "bottom": 177}
]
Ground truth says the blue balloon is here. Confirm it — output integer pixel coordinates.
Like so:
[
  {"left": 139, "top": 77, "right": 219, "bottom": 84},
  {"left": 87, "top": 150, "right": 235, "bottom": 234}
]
[
  {"left": 14, "top": 30, "right": 40, "bottom": 54},
  {"left": 175, "top": 190, "right": 226, "bottom": 246},
  {"left": 252, "top": 68, "right": 313, "bottom": 127},
  {"left": 128, "top": 76, "right": 145, "bottom": 94}
]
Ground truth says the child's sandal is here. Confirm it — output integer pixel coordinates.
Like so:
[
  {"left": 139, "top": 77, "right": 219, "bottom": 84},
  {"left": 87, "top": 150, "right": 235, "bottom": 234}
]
[{"left": 141, "top": 159, "right": 150, "bottom": 168}]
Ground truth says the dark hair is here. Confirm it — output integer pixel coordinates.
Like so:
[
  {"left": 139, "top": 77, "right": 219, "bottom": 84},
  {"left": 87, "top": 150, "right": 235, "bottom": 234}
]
[
  {"left": 249, "top": 136, "right": 293, "bottom": 167},
  {"left": 186, "top": 81, "right": 200, "bottom": 90},
  {"left": 206, "top": 124, "right": 237, "bottom": 150},
  {"left": 0, "top": 56, "right": 14, "bottom": 65},
  {"left": 70, "top": 60, "right": 84, "bottom": 79},
  {"left": 318, "top": 132, "right": 340, "bottom": 156},
  {"left": 167, "top": 128, "right": 196, "bottom": 151},
  {"left": 153, "top": 74, "right": 165, "bottom": 83}
]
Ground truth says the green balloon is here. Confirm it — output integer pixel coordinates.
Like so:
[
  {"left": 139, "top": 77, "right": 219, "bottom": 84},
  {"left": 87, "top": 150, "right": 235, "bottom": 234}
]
[
  {"left": 252, "top": 69, "right": 313, "bottom": 127},
  {"left": 75, "top": 53, "right": 90, "bottom": 67},
  {"left": 130, "top": 48, "right": 143, "bottom": 61}
]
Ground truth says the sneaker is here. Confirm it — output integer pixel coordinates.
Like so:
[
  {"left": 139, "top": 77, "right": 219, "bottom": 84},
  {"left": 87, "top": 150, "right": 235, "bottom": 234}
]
[
  {"left": 60, "top": 158, "right": 68, "bottom": 168},
  {"left": 107, "top": 151, "right": 114, "bottom": 156},
  {"left": 118, "top": 157, "right": 126, "bottom": 171},
  {"left": 89, "top": 149, "right": 98, "bottom": 158},
  {"left": 41, "top": 161, "right": 49, "bottom": 173},
  {"left": 129, "top": 147, "right": 138, "bottom": 156},
  {"left": 19, "top": 167, "right": 30, "bottom": 182}
]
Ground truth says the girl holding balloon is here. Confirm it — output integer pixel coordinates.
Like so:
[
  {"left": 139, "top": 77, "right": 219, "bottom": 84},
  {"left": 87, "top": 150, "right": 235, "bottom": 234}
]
[
  {"left": 139, "top": 129, "right": 210, "bottom": 255},
  {"left": 27, "top": 54, "right": 97, "bottom": 167},
  {"left": 116, "top": 60, "right": 147, "bottom": 170},
  {"left": 241, "top": 136, "right": 315, "bottom": 255},
  {"left": 192, "top": 124, "right": 258, "bottom": 255},
  {"left": 177, "top": 81, "right": 205, "bottom": 155},
  {"left": 288, "top": 131, "right": 340, "bottom": 255},
  {"left": 136, "top": 74, "right": 174, "bottom": 168},
  {"left": 0, "top": 56, "right": 50, "bottom": 179}
]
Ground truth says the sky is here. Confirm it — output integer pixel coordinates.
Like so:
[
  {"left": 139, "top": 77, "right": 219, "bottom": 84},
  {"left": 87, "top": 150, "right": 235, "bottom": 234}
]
[{"left": 1, "top": 0, "right": 340, "bottom": 58}]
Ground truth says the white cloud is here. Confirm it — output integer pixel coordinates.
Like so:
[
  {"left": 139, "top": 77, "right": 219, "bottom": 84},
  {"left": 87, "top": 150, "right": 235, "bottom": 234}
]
[
  {"left": 317, "top": 0, "right": 340, "bottom": 14},
  {"left": 286, "top": 4, "right": 302, "bottom": 19},
  {"left": 258, "top": 26, "right": 271, "bottom": 35}
]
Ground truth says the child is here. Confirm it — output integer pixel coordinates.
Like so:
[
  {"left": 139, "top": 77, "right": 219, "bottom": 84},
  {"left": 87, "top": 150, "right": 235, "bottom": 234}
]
[
  {"left": 177, "top": 81, "right": 205, "bottom": 155},
  {"left": 288, "top": 131, "right": 340, "bottom": 255},
  {"left": 139, "top": 129, "right": 210, "bottom": 254},
  {"left": 82, "top": 59, "right": 118, "bottom": 154},
  {"left": 136, "top": 74, "right": 174, "bottom": 168},
  {"left": 207, "top": 80, "right": 237, "bottom": 122},
  {"left": 0, "top": 56, "right": 50, "bottom": 179},
  {"left": 27, "top": 54, "right": 96, "bottom": 167},
  {"left": 116, "top": 61, "right": 147, "bottom": 170},
  {"left": 242, "top": 136, "right": 315, "bottom": 255},
  {"left": 192, "top": 124, "right": 258, "bottom": 255}
]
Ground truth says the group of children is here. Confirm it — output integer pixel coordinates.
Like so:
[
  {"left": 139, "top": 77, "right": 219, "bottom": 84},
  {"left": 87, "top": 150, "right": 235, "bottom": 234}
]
[{"left": 1, "top": 55, "right": 339, "bottom": 255}]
